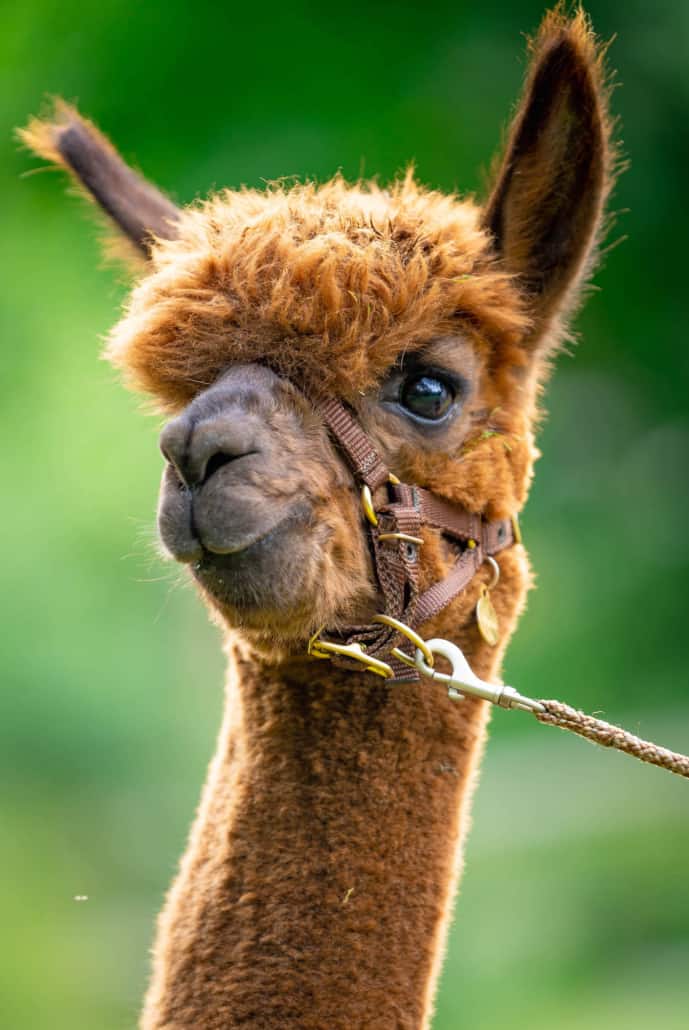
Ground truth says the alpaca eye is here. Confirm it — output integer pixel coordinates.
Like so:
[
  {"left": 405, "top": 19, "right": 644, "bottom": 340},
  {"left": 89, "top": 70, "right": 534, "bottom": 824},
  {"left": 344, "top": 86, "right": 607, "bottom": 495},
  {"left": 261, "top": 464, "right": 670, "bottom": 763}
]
[{"left": 400, "top": 374, "right": 455, "bottom": 421}]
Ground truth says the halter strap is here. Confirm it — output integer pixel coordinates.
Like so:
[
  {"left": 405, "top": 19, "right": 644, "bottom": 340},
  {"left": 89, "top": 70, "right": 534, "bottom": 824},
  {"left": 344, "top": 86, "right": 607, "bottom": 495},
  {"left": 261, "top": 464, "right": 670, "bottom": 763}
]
[{"left": 314, "top": 398, "right": 518, "bottom": 681}]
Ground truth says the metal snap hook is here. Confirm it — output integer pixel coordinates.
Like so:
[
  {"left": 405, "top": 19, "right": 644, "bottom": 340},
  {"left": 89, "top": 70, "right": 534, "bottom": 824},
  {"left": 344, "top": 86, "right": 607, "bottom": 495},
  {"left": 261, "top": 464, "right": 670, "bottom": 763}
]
[{"left": 413, "top": 637, "right": 545, "bottom": 712}]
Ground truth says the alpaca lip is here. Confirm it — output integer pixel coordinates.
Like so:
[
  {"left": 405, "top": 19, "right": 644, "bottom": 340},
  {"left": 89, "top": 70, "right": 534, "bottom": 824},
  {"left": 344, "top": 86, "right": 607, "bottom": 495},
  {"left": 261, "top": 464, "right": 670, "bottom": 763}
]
[
  {"left": 197, "top": 501, "right": 312, "bottom": 560},
  {"left": 198, "top": 508, "right": 299, "bottom": 557},
  {"left": 190, "top": 502, "right": 314, "bottom": 610}
]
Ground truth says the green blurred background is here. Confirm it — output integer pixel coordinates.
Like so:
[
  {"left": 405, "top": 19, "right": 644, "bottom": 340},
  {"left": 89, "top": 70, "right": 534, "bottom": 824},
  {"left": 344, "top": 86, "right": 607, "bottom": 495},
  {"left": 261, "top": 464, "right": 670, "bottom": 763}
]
[{"left": 2, "top": 1, "right": 688, "bottom": 1027}]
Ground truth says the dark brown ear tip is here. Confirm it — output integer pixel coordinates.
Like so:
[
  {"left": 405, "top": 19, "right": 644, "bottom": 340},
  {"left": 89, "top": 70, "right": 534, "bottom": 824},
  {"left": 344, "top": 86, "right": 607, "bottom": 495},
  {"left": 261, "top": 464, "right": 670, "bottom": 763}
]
[
  {"left": 54, "top": 119, "right": 113, "bottom": 181},
  {"left": 524, "top": 19, "right": 607, "bottom": 134},
  {"left": 535, "top": 18, "right": 595, "bottom": 68},
  {"left": 17, "top": 99, "right": 81, "bottom": 163},
  {"left": 532, "top": 8, "right": 602, "bottom": 73},
  {"left": 19, "top": 99, "right": 180, "bottom": 260},
  {"left": 543, "top": 29, "right": 586, "bottom": 62},
  {"left": 54, "top": 121, "right": 87, "bottom": 165}
]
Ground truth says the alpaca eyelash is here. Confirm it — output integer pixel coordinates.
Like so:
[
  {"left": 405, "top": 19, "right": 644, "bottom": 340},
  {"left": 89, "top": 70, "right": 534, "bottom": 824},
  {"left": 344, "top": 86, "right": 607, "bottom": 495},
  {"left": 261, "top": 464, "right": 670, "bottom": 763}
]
[
  {"left": 402, "top": 366, "right": 466, "bottom": 395},
  {"left": 388, "top": 357, "right": 467, "bottom": 393},
  {"left": 396, "top": 351, "right": 468, "bottom": 391}
]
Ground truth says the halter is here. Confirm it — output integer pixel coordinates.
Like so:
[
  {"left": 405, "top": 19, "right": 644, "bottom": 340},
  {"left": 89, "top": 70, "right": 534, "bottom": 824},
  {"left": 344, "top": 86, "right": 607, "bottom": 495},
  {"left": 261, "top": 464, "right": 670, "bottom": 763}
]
[
  {"left": 307, "top": 397, "right": 520, "bottom": 681},
  {"left": 302, "top": 397, "right": 689, "bottom": 784}
]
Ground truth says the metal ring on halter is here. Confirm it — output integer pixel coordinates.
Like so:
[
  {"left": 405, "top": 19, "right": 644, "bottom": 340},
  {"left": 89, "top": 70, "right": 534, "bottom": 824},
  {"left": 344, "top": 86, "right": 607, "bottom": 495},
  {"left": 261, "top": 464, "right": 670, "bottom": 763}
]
[
  {"left": 307, "top": 630, "right": 394, "bottom": 679},
  {"left": 377, "top": 532, "right": 424, "bottom": 545},
  {"left": 371, "top": 614, "right": 435, "bottom": 668},
  {"left": 485, "top": 555, "right": 500, "bottom": 590},
  {"left": 362, "top": 474, "right": 401, "bottom": 527},
  {"left": 361, "top": 484, "right": 378, "bottom": 526}
]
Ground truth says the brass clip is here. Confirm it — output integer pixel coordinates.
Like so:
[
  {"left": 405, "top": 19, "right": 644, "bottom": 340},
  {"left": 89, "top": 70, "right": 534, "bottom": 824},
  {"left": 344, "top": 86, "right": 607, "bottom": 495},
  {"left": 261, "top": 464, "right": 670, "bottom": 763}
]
[
  {"left": 361, "top": 484, "right": 378, "bottom": 526},
  {"left": 307, "top": 631, "right": 394, "bottom": 679},
  {"left": 377, "top": 532, "right": 424, "bottom": 545},
  {"left": 361, "top": 473, "right": 402, "bottom": 527},
  {"left": 371, "top": 614, "right": 435, "bottom": 669}
]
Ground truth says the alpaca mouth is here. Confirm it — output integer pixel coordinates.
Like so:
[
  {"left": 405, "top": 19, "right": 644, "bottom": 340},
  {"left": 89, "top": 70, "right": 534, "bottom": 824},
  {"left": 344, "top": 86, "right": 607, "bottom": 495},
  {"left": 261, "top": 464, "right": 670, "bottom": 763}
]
[
  {"left": 197, "top": 503, "right": 306, "bottom": 557},
  {"left": 190, "top": 502, "right": 315, "bottom": 612}
]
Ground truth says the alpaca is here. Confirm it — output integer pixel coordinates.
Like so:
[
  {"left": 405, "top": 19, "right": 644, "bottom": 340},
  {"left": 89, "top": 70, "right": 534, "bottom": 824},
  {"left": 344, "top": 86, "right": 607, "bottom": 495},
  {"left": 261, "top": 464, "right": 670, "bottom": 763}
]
[{"left": 21, "top": 9, "right": 615, "bottom": 1028}]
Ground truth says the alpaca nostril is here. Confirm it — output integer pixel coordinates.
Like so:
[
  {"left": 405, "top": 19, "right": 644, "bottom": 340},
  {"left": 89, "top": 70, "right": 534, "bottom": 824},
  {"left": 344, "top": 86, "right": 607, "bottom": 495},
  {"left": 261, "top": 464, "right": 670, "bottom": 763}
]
[
  {"left": 160, "top": 411, "right": 262, "bottom": 488},
  {"left": 200, "top": 449, "right": 257, "bottom": 486},
  {"left": 204, "top": 451, "right": 235, "bottom": 483}
]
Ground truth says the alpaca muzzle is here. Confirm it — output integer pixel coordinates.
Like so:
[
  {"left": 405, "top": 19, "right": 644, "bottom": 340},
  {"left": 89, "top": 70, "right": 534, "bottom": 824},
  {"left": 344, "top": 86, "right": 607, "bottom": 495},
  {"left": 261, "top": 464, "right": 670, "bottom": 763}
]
[
  {"left": 156, "top": 365, "right": 320, "bottom": 613},
  {"left": 159, "top": 408, "right": 296, "bottom": 559}
]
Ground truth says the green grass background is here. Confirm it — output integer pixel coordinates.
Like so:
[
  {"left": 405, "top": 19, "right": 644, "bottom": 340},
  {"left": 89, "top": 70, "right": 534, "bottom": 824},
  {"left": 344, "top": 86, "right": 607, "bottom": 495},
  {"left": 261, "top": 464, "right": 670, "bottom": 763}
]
[{"left": 2, "top": 1, "right": 688, "bottom": 1026}]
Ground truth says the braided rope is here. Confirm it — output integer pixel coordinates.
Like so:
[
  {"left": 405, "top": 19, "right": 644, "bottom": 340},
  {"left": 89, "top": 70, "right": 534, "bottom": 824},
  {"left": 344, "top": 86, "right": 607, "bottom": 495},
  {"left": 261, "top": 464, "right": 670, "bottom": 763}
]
[{"left": 536, "top": 700, "right": 689, "bottom": 779}]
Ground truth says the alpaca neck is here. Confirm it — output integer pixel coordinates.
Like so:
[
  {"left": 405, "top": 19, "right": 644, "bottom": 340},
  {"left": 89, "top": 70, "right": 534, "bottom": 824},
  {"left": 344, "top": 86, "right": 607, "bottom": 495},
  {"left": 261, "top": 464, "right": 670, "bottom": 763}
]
[{"left": 142, "top": 642, "right": 496, "bottom": 1030}]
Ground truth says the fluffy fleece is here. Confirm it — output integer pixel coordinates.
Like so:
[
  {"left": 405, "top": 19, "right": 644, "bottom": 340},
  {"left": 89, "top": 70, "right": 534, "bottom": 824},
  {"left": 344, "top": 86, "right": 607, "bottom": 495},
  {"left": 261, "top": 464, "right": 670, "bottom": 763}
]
[{"left": 105, "top": 173, "right": 530, "bottom": 412}]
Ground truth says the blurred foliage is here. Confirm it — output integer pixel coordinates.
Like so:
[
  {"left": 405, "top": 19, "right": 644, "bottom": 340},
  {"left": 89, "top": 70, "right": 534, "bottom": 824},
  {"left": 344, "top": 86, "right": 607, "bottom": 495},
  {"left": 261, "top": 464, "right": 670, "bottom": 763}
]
[{"left": 1, "top": 1, "right": 688, "bottom": 1027}]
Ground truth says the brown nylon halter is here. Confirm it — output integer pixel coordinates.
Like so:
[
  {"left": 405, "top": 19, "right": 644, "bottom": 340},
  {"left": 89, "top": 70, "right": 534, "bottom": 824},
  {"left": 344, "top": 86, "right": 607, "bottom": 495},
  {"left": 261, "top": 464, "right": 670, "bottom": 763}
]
[
  {"left": 308, "top": 399, "right": 689, "bottom": 782},
  {"left": 311, "top": 397, "right": 519, "bottom": 681}
]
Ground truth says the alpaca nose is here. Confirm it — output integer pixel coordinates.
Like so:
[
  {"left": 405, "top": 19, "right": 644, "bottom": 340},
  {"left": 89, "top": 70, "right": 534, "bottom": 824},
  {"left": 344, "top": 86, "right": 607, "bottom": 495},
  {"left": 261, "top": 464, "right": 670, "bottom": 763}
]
[{"left": 160, "top": 415, "right": 260, "bottom": 488}]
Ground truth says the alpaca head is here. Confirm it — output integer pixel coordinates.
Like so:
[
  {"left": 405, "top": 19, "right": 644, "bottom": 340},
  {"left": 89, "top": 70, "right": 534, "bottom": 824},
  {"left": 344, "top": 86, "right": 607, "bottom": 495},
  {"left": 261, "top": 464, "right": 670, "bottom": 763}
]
[{"left": 21, "top": 10, "right": 615, "bottom": 661}]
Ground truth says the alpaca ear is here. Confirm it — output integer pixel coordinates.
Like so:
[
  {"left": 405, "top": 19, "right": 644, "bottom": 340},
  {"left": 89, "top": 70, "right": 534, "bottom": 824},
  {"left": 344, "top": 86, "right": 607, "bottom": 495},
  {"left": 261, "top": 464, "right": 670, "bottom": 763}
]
[
  {"left": 18, "top": 99, "right": 180, "bottom": 259},
  {"left": 483, "top": 9, "right": 615, "bottom": 347}
]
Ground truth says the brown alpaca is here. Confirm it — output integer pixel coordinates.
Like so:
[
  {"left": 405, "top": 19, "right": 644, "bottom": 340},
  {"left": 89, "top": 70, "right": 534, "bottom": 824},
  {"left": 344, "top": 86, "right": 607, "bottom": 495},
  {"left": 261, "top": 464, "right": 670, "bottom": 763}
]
[{"left": 21, "top": 9, "right": 616, "bottom": 1028}]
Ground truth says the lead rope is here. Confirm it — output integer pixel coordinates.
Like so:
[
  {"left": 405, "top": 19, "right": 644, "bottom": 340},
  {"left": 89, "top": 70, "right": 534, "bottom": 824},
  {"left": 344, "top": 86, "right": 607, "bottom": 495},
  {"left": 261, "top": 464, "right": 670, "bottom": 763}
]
[
  {"left": 407, "top": 637, "right": 689, "bottom": 781},
  {"left": 534, "top": 700, "right": 689, "bottom": 778}
]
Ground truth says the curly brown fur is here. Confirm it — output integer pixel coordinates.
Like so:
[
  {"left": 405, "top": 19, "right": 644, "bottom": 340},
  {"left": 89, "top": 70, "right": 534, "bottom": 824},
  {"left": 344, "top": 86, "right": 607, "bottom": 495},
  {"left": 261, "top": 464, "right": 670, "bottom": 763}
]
[
  {"left": 103, "top": 173, "right": 530, "bottom": 412},
  {"left": 20, "top": 8, "right": 617, "bottom": 1029}
]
